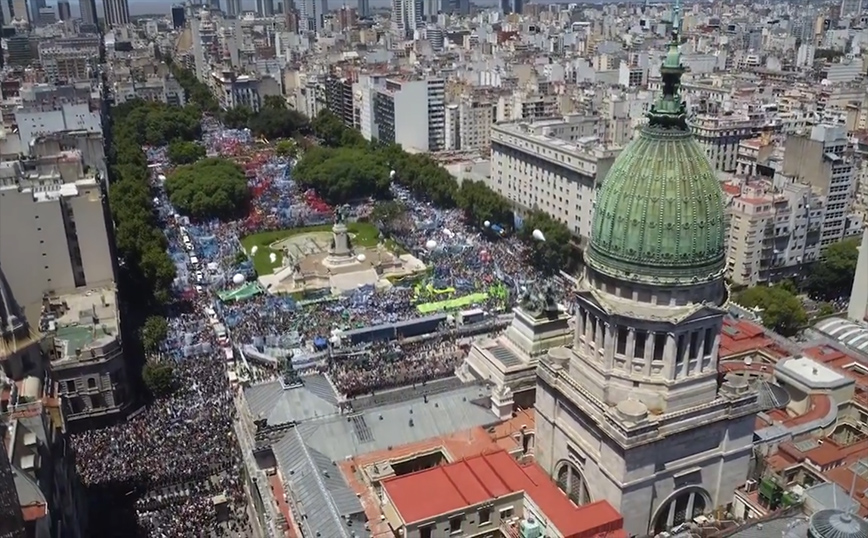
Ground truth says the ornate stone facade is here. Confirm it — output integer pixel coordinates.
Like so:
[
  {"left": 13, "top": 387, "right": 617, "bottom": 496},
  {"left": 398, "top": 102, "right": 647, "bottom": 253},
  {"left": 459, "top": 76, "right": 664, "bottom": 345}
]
[{"left": 533, "top": 9, "right": 760, "bottom": 536}]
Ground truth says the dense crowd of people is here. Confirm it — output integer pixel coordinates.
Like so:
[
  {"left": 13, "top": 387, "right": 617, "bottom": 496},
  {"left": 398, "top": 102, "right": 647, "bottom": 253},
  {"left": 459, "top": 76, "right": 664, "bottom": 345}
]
[
  {"left": 327, "top": 334, "right": 466, "bottom": 397},
  {"left": 72, "top": 121, "right": 569, "bottom": 536}
]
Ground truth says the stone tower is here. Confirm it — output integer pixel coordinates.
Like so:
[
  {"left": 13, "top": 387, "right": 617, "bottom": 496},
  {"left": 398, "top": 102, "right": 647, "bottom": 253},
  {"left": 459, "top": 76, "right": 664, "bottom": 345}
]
[{"left": 533, "top": 11, "right": 759, "bottom": 536}]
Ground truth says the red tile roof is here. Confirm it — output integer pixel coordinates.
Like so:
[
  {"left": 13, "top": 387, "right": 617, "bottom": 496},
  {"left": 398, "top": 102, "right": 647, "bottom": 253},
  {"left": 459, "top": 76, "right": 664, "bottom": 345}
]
[
  {"left": 718, "top": 319, "right": 788, "bottom": 360},
  {"left": 382, "top": 450, "right": 626, "bottom": 538}
]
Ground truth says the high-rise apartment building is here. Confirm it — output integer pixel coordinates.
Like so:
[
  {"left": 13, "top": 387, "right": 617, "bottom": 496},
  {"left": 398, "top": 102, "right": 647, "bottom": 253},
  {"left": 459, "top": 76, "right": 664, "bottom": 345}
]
[
  {"left": 297, "top": 0, "right": 321, "bottom": 31},
  {"left": 102, "top": 0, "right": 130, "bottom": 27},
  {"left": 783, "top": 124, "right": 858, "bottom": 248},
  {"left": 38, "top": 36, "right": 101, "bottom": 84},
  {"left": 725, "top": 178, "right": 825, "bottom": 287},
  {"left": 689, "top": 112, "right": 765, "bottom": 172},
  {"left": 370, "top": 76, "right": 445, "bottom": 152},
  {"left": 357, "top": 0, "right": 369, "bottom": 17}
]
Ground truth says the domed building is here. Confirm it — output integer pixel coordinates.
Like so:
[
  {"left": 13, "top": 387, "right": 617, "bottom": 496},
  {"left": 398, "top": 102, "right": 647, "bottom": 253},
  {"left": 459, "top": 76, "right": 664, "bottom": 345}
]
[{"left": 533, "top": 19, "right": 760, "bottom": 537}]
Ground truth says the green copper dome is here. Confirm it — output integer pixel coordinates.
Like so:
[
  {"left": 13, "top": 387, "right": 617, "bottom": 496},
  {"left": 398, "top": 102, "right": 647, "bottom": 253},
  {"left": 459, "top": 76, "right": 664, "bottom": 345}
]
[{"left": 586, "top": 38, "right": 726, "bottom": 287}]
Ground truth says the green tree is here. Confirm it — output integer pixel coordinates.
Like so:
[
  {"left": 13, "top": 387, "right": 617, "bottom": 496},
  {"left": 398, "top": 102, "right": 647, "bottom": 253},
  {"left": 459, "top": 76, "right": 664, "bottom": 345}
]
[
  {"left": 263, "top": 95, "right": 288, "bottom": 110},
  {"left": 169, "top": 62, "right": 220, "bottom": 113},
  {"left": 248, "top": 107, "right": 310, "bottom": 140},
  {"left": 140, "top": 316, "right": 169, "bottom": 353},
  {"left": 735, "top": 285, "right": 807, "bottom": 337},
  {"left": 142, "top": 362, "right": 175, "bottom": 397},
  {"left": 275, "top": 139, "right": 296, "bottom": 158},
  {"left": 222, "top": 106, "right": 252, "bottom": 129},
  {"left": 519, "top": 211, "right": 574, "bottom": 274},
  {"left": 168, "top": 140, "right": 206, "bottom": 166},
  {"left": 165, "top": 158, "right": 251, "bottom": 220},
  {"left": 312, "top": 110, "right": 365, "bottom": 147},
  {"left": 293, "top": 147, "right": 390, "bottom": 204},
  {"left": 370, "top": 200, "right": 407, "bottom": 224},
  {"left": 805, "top": 238, "right": 860, "bottom": 301},
  {"left": 457, "top": 180, "right": 513, "bottom": 228}
]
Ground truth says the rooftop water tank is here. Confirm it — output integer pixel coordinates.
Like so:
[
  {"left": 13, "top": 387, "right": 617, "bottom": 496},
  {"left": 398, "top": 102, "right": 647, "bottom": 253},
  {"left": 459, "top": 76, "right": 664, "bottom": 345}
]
[
  {"left": 520, "top": 516, "right": 542, "bottom": 538},
  {"left": 809, "top": 510, "right": 868, "bottom": 538}
]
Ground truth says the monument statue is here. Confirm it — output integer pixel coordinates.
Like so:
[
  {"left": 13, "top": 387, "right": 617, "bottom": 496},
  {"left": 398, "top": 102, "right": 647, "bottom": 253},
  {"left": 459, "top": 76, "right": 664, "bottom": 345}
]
[{"left": 334, "top": 206, "right": 345, "bottom": 224}]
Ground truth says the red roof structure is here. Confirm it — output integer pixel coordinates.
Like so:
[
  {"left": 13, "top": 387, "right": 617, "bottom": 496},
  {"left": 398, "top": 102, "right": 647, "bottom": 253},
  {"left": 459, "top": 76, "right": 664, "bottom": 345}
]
[{"left": 382, "top": 450, "right": 626, "bottom": 538}]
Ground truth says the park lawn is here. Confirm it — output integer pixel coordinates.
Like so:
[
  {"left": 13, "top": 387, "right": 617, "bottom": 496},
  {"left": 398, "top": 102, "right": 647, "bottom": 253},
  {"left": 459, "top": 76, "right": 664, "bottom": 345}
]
[{"left": 240, "top": 222, "right": 381, "bottom": 275}]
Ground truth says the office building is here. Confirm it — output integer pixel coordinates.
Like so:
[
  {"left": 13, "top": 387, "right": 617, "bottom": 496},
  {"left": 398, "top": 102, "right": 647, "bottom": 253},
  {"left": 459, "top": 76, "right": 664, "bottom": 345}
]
[
  {"left": 489, "top": 118, "right": 619, "bottom": 246},
  {"left": 57, "top": 0, "right": 70, "bottom": 19},
  {"left": 79, "top": 0, "right": 98, "bottom": 26},
  {"left": 371, "top": 76, "right": 445, "bottom": 152},
  {"left": 27, "top": 0, "right": 44, "bottom": 23},
  {"left": 357, "top": 0, "right": 369, "bottom": 17},
  {"left": 171, "top": 4, "right": 186, "bottom": 27},
  {"left": 102, "top": 0, "right": 130, "bottom": 27},
  {"left": 6, "top": 36, "right": 32, "bottom": 67},
  {"left": 255, "top": 0, "right": 274, "bottom": 16},
  {"left": 534, "top": 40, "right": 759, "bottom": 537}
]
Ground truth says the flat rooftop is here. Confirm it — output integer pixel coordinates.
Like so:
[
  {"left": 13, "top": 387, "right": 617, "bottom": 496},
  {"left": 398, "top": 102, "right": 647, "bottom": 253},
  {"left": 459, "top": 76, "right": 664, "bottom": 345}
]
[
  {"left": 776, "top": 356, "right": 851, "bottom": 390},
  {"left": 42, "top": 285, "right": 119, "bottom": 361}
]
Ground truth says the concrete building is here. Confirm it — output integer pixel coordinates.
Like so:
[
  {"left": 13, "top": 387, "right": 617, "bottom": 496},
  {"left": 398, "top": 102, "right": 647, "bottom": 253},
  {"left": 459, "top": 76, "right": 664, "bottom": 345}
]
[
  {"left": 489, "top": 120, "right": 619, "bottom": 246},
  {"left": 689, "top": 112, "right": 765, "bottom": 172},
  {"left": 371, "top": 76, "right": 445, "bottom": 152},
  {"left": 533, "top": 41, "right": 759, "bottom": 536},
  {"left": 381, "top": 450, "right": 627, "bottom": 538},
  {"left": 725, "top": 178, "right": 825, "bottom": 287},
  {"left": 0, "top": 152, "right": 114, "bottom": 326},
  {"left": 113, "top": 75, "right": 186, "bottom": 107},
  {"left": 782, "top": 124, "right": 858, "bottom": 248},
  {"left": 849, "top": 227, "right": 868, "bottom": 323},
  {"left": 102, "top": 0, "right": 130, "bottom": 27},
  {"left": 1, "top": 373, "right": 89, "bottom": 538},
  {"left": 37, "top": 41, "right": 100, "bottom": 84},
  {"left": 13, "top": 85, "right": 102, "bottom": 156},
  {"left": 210, "top": 70, "right": 281, "bottom": 112},
  {"left": 41, "top": 287, "right": 132, "bottom": 429}
]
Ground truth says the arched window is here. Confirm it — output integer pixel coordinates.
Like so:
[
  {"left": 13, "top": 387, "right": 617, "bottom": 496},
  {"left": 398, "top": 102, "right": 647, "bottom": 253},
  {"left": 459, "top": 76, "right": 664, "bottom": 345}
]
[
  {"left": 652, "top": 487, "right": 710, "bottom": 534},
  {"left": 555, "top": 461, "right": 591, "bottom": 506}
]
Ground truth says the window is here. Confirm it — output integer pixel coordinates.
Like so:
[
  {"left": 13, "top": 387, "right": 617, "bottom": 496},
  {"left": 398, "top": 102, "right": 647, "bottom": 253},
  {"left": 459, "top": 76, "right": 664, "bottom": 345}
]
[
  {"left": 634, "top": 330, "right": 647, "bottom": 358},
  {"left": 87, "top": 377, "right": 97, "bottom": 389},
  {"left": 419, "top": 526, "right": 432, "bottom": 538},
  {"left": 478, "top": 507, "right": 491, "bottom": 525},
  {"left": 616, "top": 327, "right": 627, "bottom": 354},
  {"left": 66, "top": 380, "right": 75, "bottom": 393},
  {"left": 449, "top": 515, "right": 463, "bottom": 533},
  {"left": 500, "top": 507, "right": 514, "bottom": 519}
]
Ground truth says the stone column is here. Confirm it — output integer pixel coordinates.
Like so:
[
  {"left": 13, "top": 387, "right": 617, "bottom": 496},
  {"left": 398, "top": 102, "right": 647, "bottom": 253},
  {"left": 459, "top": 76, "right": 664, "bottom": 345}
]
[
  {"left": 681, "top": 332, "right": 692, "bottom": 378},
  {"left": 585, "top": 315, "right": 596, "bottom": 357},
  {"left": 695, "top": 330, "right": 707, "bottom": 375},
  {"left": 663, "top": 333, "right": 677, "bottom": 380},
  {"left": 602, "top": 322, "right": 615, "bottom": 369},
  {"left": 594, "top": 318, "right": 605, "bottom": 362}
]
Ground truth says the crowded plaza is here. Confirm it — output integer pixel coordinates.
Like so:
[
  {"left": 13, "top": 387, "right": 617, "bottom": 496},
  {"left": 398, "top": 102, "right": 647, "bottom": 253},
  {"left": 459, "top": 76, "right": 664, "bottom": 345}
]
[{"left": 71, "top": 121, "right": 566, "bottom": 536}]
